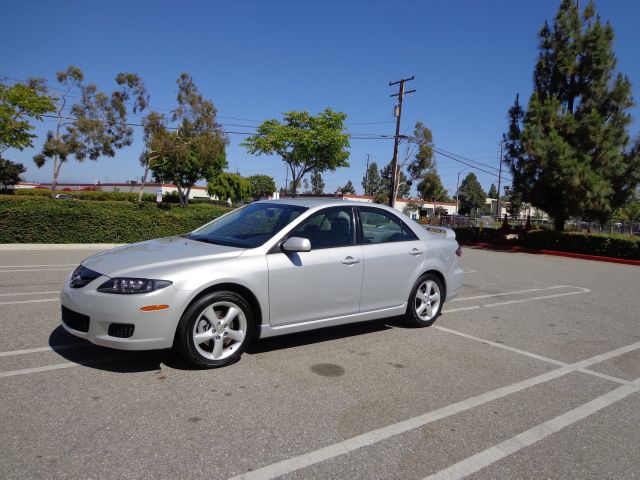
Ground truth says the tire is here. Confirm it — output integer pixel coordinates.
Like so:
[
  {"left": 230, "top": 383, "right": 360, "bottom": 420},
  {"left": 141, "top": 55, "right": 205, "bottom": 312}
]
[
  {"left": 405, "top": 273, "right": 444, "bottom": 327},
  {"left": 176, "top": 291, "right": 255, "bottom": 368}
]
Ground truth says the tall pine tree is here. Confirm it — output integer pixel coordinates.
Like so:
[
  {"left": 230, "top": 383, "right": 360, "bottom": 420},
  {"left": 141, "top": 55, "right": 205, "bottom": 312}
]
[{"left": 504, "top": 0, "right": 639, "bottom": 230}]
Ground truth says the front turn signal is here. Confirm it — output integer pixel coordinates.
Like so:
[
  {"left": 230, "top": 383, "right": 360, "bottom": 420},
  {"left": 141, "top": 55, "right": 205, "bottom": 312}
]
[{"left": 140, "top": 304, "right": 170, "bottom": 312}]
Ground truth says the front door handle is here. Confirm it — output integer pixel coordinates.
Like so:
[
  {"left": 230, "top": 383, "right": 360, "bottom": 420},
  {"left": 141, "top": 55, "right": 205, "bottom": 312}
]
[
  {"left": 341, "top": 256, "right": 360, "bottom": 265},
  {"left": 409, "top": 248, "right": 424, "bottom": 256}
]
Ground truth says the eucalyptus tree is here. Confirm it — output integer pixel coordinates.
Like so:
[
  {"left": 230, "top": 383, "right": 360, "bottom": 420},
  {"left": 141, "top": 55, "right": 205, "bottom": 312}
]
[
  {"left": 150, "top": 74, "right": 228, "bottom": 205},
  {"left": 33, "top": 66, "right": 147, "bottom": 196}
]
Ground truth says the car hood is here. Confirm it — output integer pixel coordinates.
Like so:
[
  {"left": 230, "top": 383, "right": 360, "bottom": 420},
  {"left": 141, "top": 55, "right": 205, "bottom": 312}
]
[{"left": 81, "top": 236, "right": 245, "bottom": 278}]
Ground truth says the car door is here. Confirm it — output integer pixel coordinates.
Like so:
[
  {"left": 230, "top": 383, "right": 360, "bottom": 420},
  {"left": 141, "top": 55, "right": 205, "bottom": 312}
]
[
  {"left": 358, "top": 206, "right": 425, "bottom": 311},
  {"left": 267, "top": 206, "right": 364, "bottom": 326}
]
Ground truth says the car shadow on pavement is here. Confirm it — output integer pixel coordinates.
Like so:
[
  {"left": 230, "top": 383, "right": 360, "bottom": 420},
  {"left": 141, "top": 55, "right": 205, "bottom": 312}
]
[
  {"left": 246, "top": 317, "right": 401, "bottom": 354},
  {"left": 48, "top": 326, "right": 196, "bottom": 372},
  {"left": 48, "top": 317, "right": 410, "bottom": 372}
]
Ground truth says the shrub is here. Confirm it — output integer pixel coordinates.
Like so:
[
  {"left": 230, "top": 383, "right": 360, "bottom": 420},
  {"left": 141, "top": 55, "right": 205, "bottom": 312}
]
[
  {"left": 520, "top": 230, "right": 640, "bottom": 260},
  {"left": 16, "top": 188, "right": 158, "bottom": 202},
  {"left": 0, "top": 196, "right": 232, "bottom": 243}
]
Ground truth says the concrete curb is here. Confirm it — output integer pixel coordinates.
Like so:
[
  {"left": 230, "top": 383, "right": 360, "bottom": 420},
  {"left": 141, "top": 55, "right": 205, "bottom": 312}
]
[
  {"left": 460, "top": 242, "right": 640, "bottom": 266},
  {"left": 0, "top": 244, "right": 126, "bottom": 251}
]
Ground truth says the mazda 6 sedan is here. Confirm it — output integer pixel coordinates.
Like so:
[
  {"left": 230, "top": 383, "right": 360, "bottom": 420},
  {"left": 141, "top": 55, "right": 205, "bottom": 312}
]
[{"left": 61, "top": 199, "right": 463, "bottom": 367}]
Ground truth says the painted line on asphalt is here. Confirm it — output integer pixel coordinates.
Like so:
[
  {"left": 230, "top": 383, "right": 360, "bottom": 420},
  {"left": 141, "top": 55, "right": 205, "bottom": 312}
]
[
  {"left": 452, "top": 285, "right": 575, "bottom": 302},
  {"left": 443, "top": 287, "right": 590, "bottom": 314},
  {"left": 0, "top": 268, "right": 70, "bottom": 273},
  {"left": 435, "top": 326, "right": 567, "bottom": 366},
  {"left": 0, "top": 362, "right": 78, "bottom": 378},
  {"left": 0, "top": 264, "right": 76, "bottom": 268},
  {"left": 0, "top": 298, "right": 58, "bottom": 306},
  {"left": 227, "top": 342, "right": 640, "bottom": 480},
  {"left": 0, "top": 343, "right": 86, "bottom": 358},
  {"left": 435, "top": 326, "right": 630, "bottom": 385},
  {"left": 424, "top": 378, "right": 640, "bottom": 480},
  {"left": 0, "top": 291, "right": 58, "bottom": 297},
  {"left": 462, "top": 269, "right": 477, "bottom": 273}
]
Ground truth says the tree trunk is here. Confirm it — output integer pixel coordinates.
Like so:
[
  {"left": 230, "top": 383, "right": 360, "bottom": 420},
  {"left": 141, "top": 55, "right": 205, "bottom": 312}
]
[
  {"left": 138, "top": 163, "right": 149, "bottom": 203},
  {"left": 50, "top": 157, "right": 61, "bottom": 198},
  {"left": 184, "top": 186, "right": 192, "bottom": 206},
  {"left": 553, "top": 215, "right": 566, "bottom": 232}
]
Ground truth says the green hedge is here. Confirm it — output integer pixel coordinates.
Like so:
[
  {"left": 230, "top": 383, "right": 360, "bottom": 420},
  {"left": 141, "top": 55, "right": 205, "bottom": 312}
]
[
  {"left": 0, "top": 196, "right": 232, "bottom": 243},
  {"left": 15, "top": 188, "right": 158, "bottom": 202},
  {"left": 520, "top": 230, "right": 640, "bottom": 261}
]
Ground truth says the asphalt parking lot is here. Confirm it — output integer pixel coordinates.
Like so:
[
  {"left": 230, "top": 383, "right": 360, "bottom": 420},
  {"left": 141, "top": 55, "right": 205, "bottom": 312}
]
[{"left": 0, "top": 246, "right": 639, "bottom": 479}]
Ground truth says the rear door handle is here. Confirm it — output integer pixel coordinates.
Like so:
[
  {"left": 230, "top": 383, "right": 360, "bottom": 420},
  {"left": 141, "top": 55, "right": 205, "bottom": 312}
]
[
  {"left": 409, "top": 248, "right": 423, "bottom": 256},
  {"left": 341, "top": 256, "right": 360, "bottom": 265}
]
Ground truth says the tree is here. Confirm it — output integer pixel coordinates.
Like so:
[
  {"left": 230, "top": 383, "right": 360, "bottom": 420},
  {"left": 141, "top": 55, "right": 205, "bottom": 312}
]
[
  {"left": 458, "top": 172, "right": 486, "bottom": 215},
  {"left": 302, "top": 178, "right": 311, "bottom": 193},
  {"left": 310, "top": 169, "right": 325, "bottom": 194},
  {"left": 339, "top": 180, "right": 356, "bottom": 194},
  {"left": 0, "top": 158, "right": 26, "bottom": 192},
  {"left": 503, "top": 0, "right": 640, "bottom": 231},
  {"left": 488, "top": 183, "right": 498, "bottom": 198},
  {"left": 362, "top": 161, "right": 381, "bottom": 196},
  {"left": 151, "top": 73, "right": 228, "bottom": 205},
  {"left": 1, "top": 78, "right": 54, "bottom": 155},
  {"left": 406, "top": 122, "right": 434, "bottom": 180},
  {"left": 504, "top": 186, "right": 524, "bottom": 218},
  {"left": 33, "top": 66, "right": 147, "bottom": 196},
  {"left": 208, "top": 172, "right": 251, "bottom": 205},
  {"left": 380, "top": 162, "right": 410, "bottom": 199},
  {"left": 242, "top": 108, "right": 350, "bottom": 196},
  {"left": 248, "top": 174, "right": 276, "bottom": 199},
  {"left": 417, "top": 170, "right": 449, "bottom": 202}
]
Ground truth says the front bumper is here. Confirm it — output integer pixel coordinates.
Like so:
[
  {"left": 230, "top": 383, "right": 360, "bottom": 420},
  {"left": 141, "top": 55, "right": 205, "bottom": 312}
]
[{"left": 60, "top": 276, "right": 189, "bottom": 350}]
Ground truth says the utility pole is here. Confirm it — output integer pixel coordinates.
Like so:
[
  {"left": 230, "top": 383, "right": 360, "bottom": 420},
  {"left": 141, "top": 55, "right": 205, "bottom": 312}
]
[
  {"left": 496, "top": 142, "right": 503, "bottom": 219},
  {"left": 388, "top": 76, "right": 415, "bottom": 208}
]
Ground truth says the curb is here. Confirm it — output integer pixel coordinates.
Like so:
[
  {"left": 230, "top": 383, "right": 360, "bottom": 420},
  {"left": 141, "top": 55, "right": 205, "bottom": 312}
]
[
  {"left": 0, "top": 244, "right": 126, "bottom": 251},
  {"left": 460, "top": 242, "right": 640, "bottom": 266}
]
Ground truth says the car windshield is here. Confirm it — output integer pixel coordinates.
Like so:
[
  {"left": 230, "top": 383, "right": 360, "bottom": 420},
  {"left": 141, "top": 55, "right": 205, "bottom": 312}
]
[{"left": 187, "top": 203, "right": 307, "bottom": 248}]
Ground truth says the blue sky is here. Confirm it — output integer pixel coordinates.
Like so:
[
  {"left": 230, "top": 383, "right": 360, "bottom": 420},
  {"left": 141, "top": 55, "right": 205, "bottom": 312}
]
[{"left": 3, "top": 0, "right": 640, "bottom": 197}]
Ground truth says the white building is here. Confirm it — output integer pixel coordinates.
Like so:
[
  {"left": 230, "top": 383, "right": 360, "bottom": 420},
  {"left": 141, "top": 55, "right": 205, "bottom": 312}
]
[{"left": 15, "top": 181, "right": 212, "bottom": 200}]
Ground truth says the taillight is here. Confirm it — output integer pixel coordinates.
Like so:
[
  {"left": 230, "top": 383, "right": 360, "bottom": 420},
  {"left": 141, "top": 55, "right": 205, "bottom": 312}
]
[{"left": 455, "top": 246, "right": 462, "bottom": 257}]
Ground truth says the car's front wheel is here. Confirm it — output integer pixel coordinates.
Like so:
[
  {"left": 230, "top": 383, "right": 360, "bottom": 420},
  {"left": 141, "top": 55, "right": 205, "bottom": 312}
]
[
  {"left": 405, "top": 273, "right": 443, "bottom": 327},
  {"left": 176, "top": 291, "right": 254, "bottom": 368}
]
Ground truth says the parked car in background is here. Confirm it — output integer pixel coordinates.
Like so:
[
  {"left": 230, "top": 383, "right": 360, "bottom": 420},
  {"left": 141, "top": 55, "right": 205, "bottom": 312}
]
[{"left": 60, "top": 199, "right": 464, "bottom": 368}]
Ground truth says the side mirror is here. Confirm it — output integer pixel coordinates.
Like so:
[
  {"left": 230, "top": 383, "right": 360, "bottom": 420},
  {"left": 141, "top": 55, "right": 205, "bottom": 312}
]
[{"left": 282, "top": 237, "right": 311, "bottom": 253}]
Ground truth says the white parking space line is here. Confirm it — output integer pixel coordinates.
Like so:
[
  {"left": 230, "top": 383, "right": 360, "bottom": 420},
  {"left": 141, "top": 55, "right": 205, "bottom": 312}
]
[
  {"left": 0, "top": 291, "right": 59, "bottom": 297},
  {"left": 436, "top": 326, "right": 631, "bottom": 385},
  {"left": 452, "top": 285, "right": 577, "bottom": 302},
  {"left": 443, "top": 287, "right": 590, "bottom": 314},
  {"left": 228, "top": 342, "right": 640, "bottom": 480},
  {"left": 435, "top": 326, "right": 567, "bottom": 366},
  {"left": 0, "top": 343, "right": 85, "bottom": 358},
  {"left": 424, "top": 378, "right": 640, "bottom": 480},
  {"left": 0, "top": 298, "right": 58, "bottom": 306},
  {"left": 0, "top": 268, "right": 70, "bottom": 273},
  {"left": 0, "top": 362, "right": 78, "bottom": 378},
  {"left": 462, "top": 269, "right": 477, "bottom": 273},
  {"left": 0, "top": 264, "right": 76, "bottom": 268}
]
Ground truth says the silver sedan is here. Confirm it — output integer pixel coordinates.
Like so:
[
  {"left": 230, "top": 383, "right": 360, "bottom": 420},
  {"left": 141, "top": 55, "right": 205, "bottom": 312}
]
[{"left": 60, "top": 199, "right": 463, "bottom": 367}]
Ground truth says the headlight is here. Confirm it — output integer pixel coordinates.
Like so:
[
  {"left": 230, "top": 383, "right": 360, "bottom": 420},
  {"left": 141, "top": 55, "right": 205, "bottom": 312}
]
[{"left": 97, "top": 278, "right": 172, "bottom": 294}]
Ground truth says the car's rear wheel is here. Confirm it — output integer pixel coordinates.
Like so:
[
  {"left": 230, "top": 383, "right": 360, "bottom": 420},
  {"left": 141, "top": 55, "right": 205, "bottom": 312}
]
[
  {"left": 405, "top": 273, "right": 443, "bottom": 327},
  {"left": 176, "top": 291, "right": 254, "bottom": 368}
]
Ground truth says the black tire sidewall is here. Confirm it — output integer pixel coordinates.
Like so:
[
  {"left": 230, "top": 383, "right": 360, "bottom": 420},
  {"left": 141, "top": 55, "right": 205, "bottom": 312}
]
[
  {"left": 176, "top": 291, "right": 255, "bottom": 368},
  {"left": 406, "top": 273, "right": 444, "bottom": 327}
]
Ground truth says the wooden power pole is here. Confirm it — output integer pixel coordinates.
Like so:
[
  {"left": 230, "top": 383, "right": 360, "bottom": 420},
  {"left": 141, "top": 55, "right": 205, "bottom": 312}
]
[{"left": 388, "top": 76, "right": 415, "bottom": 208}]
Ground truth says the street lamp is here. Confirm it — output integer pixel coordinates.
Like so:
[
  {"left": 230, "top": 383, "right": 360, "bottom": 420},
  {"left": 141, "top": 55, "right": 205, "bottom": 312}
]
[{"left": 455, "top": 167, "right": 470, "bottom": 215}]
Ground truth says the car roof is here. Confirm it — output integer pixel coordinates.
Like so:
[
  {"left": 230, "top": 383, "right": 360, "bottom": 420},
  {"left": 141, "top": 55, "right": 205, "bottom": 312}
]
[{"left": 255, "top": 198, "right": 379, "bottom": 208}]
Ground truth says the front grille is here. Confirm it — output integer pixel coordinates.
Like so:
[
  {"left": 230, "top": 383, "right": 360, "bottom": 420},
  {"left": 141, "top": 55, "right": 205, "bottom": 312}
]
[
  {"left": 108, "top": 323, "right": 135, "bottom": 338},
  {"left": 61, "top": 305, "right": 90, "bottom": 332},
  {"left": 70, "top": 265, "right": 102, "bottom": 288}
]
